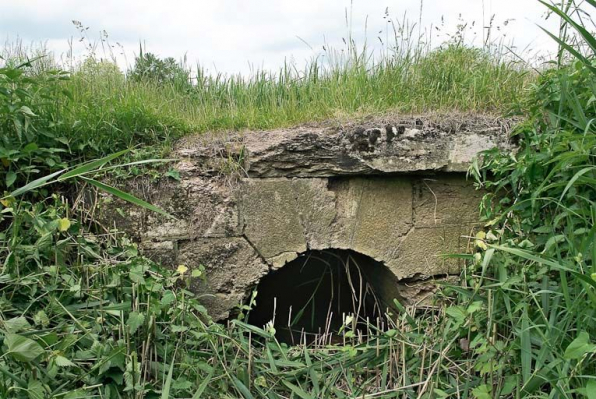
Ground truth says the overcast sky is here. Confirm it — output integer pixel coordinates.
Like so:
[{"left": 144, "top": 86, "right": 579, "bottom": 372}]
[{"left": 1, "top": 0, "right": 565, "bottom": 75}]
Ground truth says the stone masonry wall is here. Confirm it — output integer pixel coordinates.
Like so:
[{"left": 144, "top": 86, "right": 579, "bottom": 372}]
[{"left": 92, "top": 114, "right": 514, "bottom": 320}]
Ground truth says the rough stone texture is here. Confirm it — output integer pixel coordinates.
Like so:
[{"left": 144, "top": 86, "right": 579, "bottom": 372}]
[
  {"left": 348, "top": 178, "right": 412, "bottom": 264},
  {"left": 177, "top": 114, "right": 514, "bottom": 178},
  {"left": 240, "top": 179, "right": 307, "bottom": 268},
  {"left": 413, "top": 176, "right": 483, "bottom": 227},
  {"left": 390, "top": 225, "right": 470, "bottom": 279},
  {"left": 235, "top": 176, "right": 475, "bottom": 278},
  {"left": 94, "top": 176, "right": 240, "bottom": 243},
  {"left": 89, "top": 114, "right": 512, "bottom": 320},
  {"left": 177, "top": 238, "right": 269, "bottom": 320},
  {"left": 291, "top": 178, "right": 338, "bottom": 250}
]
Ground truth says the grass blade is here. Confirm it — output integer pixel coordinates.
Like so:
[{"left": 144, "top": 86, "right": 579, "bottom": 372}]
[
  {"left": 81, "top": 177, "right": 175, "bottom": 219},
  {"left": 282, "top": 381, "right": 314, "bottom": 399},
  {"left": 9, "top": 169, "right": 65, "bottom": 197},
  {"left": 161, "top": 358, "right": 175, "bottom": 399},
  {"left": 231, "top": 375, "right": 255, "bottom": 399},
  {"left": 192, "top": 370, "right": 214, "bottom": 399},
  {"left": 58, "top": 149, "right": 129, "bottom": 180}
]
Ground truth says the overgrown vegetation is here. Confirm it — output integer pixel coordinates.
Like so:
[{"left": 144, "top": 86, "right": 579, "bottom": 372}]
[
  {"left": 4, "top": 17, "right": 532, "bottom": 160},
  {"left": 0, "top": 0, "right": 595, "bottom": 397}
]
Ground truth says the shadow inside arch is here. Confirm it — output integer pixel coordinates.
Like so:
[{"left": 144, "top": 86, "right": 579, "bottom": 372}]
[{"left": 245, "top": 248, "right": 402, "bottom": 346}]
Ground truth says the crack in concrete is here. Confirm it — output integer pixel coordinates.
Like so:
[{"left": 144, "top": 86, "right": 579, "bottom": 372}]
[
  {"left": 290, "top": 180, "right": 310, "bottom": 251},
  {"left": 240, "top": 233, "right": 271, "bottom": 271},
  {"left": 348, "top": 179, "right": 366, "bottom": 248},
  {"left": 398, "top": 272, "right": 457, "bottom": 284}
]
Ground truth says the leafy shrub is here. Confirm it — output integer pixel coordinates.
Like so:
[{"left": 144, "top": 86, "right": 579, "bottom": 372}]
[
  {"left": 466, "top": 2, "right": 596, "bottom": 395},
  {"left": 0, "top": 191, "right": 221, "bottom": 398},
  {"left": 0, "top": 60, "right": 70, "bottom": 193}
]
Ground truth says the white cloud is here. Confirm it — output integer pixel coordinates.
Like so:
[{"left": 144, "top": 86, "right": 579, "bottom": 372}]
[{"left": 0, "top": 0, "right": 563, "bottom": 75}]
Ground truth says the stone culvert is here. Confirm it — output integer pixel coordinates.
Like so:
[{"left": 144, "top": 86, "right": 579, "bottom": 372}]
[{"left": 91, "top": 114, "right": 515, "bottom": 321}]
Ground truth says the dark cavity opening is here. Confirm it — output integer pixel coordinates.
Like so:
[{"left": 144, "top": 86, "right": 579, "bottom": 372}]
[{"left": 246, "top": 249, "right": 401, "bottom": 345}]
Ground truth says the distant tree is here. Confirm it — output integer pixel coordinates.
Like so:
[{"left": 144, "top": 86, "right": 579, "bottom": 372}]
[{"left": 129, "top": 46, "right": 191, "bottom": 90}]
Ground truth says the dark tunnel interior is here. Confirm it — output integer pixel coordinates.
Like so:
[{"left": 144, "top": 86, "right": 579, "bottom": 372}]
[{"left": 246, "top": 249, "right": 401, "bottom": 345}]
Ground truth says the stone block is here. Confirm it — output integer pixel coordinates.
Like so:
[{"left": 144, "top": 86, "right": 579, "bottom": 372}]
[
  {"left": 388, "top": 225, "right": 473, "bottom": 279},
  {"left": 142, "top": 240, "right": 178, "bottom": 267},
  {"left": 177, "top": 237, "right": 269, "bottom": 320},
  {"left": 413, "top": 176, "right": 482, "bottom": 227},
  {"left": 239, "top": 179, "right": 307, "bottom": 267},
  {"left": 350, "top": 177, "right": 413, "bottom": 262},
  {"left": 290, "top": 178, "right": 341, "bottom": 250}
]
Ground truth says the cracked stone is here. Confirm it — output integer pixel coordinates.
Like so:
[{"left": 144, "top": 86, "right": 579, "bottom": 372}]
[{"left": 177, "top": 237, "right": 269, "bottom": 320}]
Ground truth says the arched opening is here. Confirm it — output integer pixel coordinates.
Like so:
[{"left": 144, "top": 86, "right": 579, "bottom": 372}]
[{"left": 246, "top": 249, "right": 401, "bottom": 345}]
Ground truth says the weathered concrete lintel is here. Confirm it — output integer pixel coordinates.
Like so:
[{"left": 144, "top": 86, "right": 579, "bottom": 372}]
[{"left": 175, "top": 114, "right": 515, "bottom": 178}]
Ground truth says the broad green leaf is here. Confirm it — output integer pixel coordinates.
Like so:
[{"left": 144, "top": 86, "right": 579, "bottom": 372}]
[
  {"left": 564, "top": 332, "right": 596, "bottom": 360},
  {"left": 161, "top": 290, "right": 176, "bottom": 306},
  {"left": 172, "top": 379, "right": 192, "bottom": 390},
  {"left": 445, "top": 306, "right": 467, "bottom": 324},
  {"left": 587, "top": 379, "right": 596, "bottom": 399},
  {"left": 5, "top": 171, "right": 16, "bottom": 188},
  {"left": 191, "top": 269, "right": 203, "bottom": 278},
  {"left": 467, "top": 301, "right": 484, "bottom": 314},
  {"left": 127, "top": 311, "right": 145, "bottom": 335},
  {"left": 19, "top": 106, "right": 36, "bottom": 116},
  {"left": 81, "top": 177, "right": 174, "bottom": 219},
  {"left": 4, "top": 333, "right": 45, "bottom": 362},
  {"left": 472, "top": 384, "right": 492, "bottom": 399},
  {"left": 500, "top": 375, "right": 517, "bottom": 396},
  {"left": 27, "top": 379, "right": 45, "bottom": 399},
  {"left": 532, "top": 226, "right": 552, "bottom": 234},
  {"left": 171, "top": 325, "right": 188, "bottom": 333},
  {"left": 33, "top": 310, "right": 50, "bottom": 328},
  {"left": 55, "top": 355, "right": 75, "bottom": 367},
  {"left": 4, "top": 316, "right": 30, "bottom": 333},
  {"left": 63, "top": 390, "right": 87, "bottom": 399},
  {"left": 165, "top": 168, "right": 181, "bottom": 181},
  {"left": 22, "top": 143, "right": 38, "bottom": 152},
  {"left": 129, "top": 270, "right": 145, "bottom": 284}
]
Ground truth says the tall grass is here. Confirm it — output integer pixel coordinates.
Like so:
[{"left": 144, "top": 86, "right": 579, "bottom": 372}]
[
  {"left": 62, "top": 45, "right": 529, "bottom": 155},
  {"left": 465, "top": 0, "right": 596, "bottom": 395},
  {"left": 4, "top": 18, "right": 532, "bottom": 158}
]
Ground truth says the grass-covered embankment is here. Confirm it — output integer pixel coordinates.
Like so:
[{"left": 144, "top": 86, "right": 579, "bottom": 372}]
[{"left": 15, "top": 39, "right": 532, "bottom": 159}]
